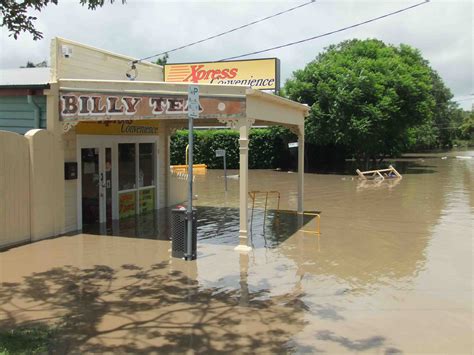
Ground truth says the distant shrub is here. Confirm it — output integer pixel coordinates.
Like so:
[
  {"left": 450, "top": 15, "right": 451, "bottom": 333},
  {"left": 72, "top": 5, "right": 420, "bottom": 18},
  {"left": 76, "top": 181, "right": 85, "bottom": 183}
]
[{"left": 170, "top": 128, "right": 296, "bottom": 169}]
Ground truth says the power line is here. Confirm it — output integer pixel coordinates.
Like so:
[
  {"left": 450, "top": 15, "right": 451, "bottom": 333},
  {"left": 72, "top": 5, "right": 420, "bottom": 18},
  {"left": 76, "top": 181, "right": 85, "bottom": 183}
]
[
  {"left": 454, "top": 97, "right": 473, "bottom": 102},
  {"left": 133, "top": 0, "right": 317, "bottom": 64},
  {"left": 219, "top": 0, "right": 430, "bottom": 61}
]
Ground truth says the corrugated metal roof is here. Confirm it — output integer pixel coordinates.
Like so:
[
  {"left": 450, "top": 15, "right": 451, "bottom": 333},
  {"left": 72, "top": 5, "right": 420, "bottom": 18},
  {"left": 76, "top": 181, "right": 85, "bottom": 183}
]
[{"left": 0, "top": 68, "right": 51, "bottom": 87}]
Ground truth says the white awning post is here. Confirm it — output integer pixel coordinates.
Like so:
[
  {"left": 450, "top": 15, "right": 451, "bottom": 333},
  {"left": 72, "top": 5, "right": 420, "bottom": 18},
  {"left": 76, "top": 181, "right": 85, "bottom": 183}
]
[
  {"left": 297, "top": 126, "right": 304, "bottom": 214},
  {"left": 235, "top": 118, "right": 252, "bottom": 252}
]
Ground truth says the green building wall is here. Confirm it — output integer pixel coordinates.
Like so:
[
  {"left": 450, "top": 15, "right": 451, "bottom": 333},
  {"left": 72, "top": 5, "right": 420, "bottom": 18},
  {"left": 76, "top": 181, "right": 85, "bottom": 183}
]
[{"left": 0, "top": 96, "right": 47, "bottom": 134}]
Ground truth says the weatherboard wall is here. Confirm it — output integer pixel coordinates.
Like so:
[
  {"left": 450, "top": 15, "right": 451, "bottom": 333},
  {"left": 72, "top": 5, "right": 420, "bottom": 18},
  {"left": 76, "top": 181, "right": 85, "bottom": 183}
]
[{"left": 0, "top": 96, "right": 47, "bottom": 134}]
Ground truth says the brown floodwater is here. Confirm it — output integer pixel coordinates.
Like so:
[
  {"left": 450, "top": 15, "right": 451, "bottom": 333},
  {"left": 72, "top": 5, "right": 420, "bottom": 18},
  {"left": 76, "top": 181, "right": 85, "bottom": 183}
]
[{"left": 0, "top": 151, "right": 472, "bottom": 353}]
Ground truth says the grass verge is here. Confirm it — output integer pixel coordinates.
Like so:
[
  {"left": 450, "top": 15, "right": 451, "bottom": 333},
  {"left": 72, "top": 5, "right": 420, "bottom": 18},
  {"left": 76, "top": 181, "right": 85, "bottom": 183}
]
[{"left": 0, "top": 324, "right": 58, "bottom": 354}]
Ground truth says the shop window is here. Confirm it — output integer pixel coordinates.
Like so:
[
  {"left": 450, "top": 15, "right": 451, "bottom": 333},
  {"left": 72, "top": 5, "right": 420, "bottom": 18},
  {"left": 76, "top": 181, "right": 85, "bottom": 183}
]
[
  {"left": 139, "top": 143, "right": 154, "bottom": 187},
  {"left": 119, "top": 143, "right": 136, "bottom": 190}
]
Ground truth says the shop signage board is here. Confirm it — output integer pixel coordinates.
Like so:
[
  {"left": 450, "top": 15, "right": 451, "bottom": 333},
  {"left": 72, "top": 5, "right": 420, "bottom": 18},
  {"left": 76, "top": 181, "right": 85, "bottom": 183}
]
[
  {"left": 164, "top": 58, "right": 280, "bottom": 91},
  {"left": 75, "top": 120, "right": 160, "bottom": 135},
  {"left": 59, "top": 91, "right": 245, "bottom": 122}
]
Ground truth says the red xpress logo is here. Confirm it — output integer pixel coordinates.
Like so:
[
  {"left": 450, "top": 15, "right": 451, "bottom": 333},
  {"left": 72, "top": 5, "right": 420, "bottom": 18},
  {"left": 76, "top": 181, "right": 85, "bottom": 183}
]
[{"left": 166, "top": 64, "right": 238, "bottom": 83}]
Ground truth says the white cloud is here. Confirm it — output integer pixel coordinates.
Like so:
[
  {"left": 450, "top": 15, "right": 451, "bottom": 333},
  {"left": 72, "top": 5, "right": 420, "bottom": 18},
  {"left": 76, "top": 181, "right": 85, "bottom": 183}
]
[{"left": 1, "top": 0, "right": 472, "bottom": 109}]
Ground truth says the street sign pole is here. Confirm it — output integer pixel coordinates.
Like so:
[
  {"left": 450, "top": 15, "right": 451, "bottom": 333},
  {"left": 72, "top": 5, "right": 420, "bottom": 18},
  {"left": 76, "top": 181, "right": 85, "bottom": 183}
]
[
  {"left": 215, "top": 149, "right": 227, "bottom": 192},
  {"left": 224, "top": 153, "right": 227, "bottom": 192},
  {"left": 186, "top": 85, "right": 199, "bottom": 260}
]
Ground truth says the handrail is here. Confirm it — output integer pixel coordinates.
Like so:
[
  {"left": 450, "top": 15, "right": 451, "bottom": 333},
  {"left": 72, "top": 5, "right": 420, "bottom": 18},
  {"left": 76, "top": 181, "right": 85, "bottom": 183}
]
[
  {"left": 248, "top": 191, "right": 321, "bottom": 236},
  {"left": 249, "top": 190, "right": 281, "bottom": 234}
]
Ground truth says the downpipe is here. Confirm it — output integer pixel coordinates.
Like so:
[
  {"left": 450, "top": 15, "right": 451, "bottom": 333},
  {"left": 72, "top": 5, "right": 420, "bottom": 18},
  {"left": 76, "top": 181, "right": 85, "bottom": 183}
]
[{"left": 27, "top": 95, "right": 41, "bottom": 129}]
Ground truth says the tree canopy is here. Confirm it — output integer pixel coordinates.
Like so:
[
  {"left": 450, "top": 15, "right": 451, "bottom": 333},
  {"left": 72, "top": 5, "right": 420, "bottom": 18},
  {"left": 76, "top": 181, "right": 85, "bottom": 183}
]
[
  {"left": 155, "top": 53, "right": 169, "bottom": 66},
  {"left": 284, "top": 39, "right": 457, "bottom": 162},
  {"left": 1, "top": 0, "right": 124, "bottom": 40}
]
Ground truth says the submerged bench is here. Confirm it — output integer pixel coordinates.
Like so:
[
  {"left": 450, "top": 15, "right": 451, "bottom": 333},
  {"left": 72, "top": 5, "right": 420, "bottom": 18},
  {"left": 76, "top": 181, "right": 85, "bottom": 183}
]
[{"left": 356, "top": 165, "right": 402, "bottom": 180}]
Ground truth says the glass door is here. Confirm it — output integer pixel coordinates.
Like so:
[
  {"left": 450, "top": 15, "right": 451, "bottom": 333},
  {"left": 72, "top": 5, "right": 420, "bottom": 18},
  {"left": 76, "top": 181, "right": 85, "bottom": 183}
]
[
  {"left": 138, "top": 143, "right": 156, "bottom": 214},
  {"left": 81, "top": 146, "right": 112, "bottom": 230},
  {"left": 81, "top": 148, "right": 100, "bottom": 228},
  {"left": 118, "top": 142, "right": 156, "bottom": 220},
  {"left": 102, "top": 147, "right": 113, "bottom": 228}
]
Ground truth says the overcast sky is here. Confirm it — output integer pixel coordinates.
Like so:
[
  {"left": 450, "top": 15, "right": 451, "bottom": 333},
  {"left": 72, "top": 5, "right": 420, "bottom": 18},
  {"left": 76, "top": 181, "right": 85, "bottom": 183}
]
[{"left": 0, "top": 0, "right": 472, "bottom": 109}]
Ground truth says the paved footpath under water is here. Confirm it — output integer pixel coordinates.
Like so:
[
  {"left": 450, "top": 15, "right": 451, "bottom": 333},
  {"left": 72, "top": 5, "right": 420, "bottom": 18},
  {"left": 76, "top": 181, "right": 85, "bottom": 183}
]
[{"left": 0, "top": 151, "right": 472, "bottom": 353}]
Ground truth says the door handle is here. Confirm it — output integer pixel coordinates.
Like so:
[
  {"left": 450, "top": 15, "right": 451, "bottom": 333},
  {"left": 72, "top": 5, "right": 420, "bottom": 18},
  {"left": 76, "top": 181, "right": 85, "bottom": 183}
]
[{"left": 100, "top": 173, "right": 106, "bottom": 188}]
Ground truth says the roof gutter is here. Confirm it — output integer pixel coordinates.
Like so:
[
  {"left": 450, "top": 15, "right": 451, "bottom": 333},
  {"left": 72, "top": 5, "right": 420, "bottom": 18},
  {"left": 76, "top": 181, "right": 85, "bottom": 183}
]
[{"left": 0, "top": 84, "right": 50, "bottom": 89}]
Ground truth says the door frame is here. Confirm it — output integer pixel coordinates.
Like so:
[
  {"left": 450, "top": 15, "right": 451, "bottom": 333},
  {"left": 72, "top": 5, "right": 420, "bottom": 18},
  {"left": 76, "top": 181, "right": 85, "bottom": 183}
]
[{"left": 76, "top": 135, "right": 160, "bottom": 230}]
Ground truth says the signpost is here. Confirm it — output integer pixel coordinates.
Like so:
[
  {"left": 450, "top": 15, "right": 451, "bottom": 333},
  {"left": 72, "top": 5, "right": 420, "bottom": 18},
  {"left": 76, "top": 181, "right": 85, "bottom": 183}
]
[
  {"left": 186, "top": 85, "right": 199, "bottom": 260},
  {"left": 215, "top": 149, "right": 227, "bottom": 191}
]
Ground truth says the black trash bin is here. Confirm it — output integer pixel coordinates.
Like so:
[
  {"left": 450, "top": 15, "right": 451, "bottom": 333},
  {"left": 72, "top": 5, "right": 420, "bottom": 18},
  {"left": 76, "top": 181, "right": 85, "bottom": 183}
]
[{"left": 171, "top": 207, "right": 197, "bottom": 260}]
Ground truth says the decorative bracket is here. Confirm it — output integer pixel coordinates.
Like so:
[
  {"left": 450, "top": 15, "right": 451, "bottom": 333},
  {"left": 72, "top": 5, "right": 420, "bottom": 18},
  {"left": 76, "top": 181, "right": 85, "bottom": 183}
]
[
  {"left": 62, "top": 121, "right": 78, "bottom": 133},
  {"left": 286, "top": 124, "right": 304, "bottom": 137},
  {"left": 218, "top": 117, "right": 255, "bottom": 130},
  {"left": 167, "top": 126, "right": 179, "bottom": 136}
]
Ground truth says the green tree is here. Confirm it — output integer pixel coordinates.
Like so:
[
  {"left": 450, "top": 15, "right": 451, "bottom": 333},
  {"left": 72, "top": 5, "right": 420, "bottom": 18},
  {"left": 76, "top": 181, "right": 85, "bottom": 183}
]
[
  {"left": 407, "top": 70, "right": 462, "bottom": 150},
  {"left": 459, "top": 110, "right": 474, "bottom": 140},
  {"left": 284, "top": 39, "right": 439, "bottom": 165},
  {"left": 1, "top": 0, "right": 125, "bottom": 40},
  {"left": 20, "top": 60, "right": 47, "bottom": 68},
  {"left": 155, "top": 53, "right": 169, "bottom": 66}
]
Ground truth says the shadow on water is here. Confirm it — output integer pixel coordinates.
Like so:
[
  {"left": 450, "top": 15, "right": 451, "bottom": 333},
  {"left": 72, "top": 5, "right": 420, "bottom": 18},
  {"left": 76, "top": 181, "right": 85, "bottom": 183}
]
[
  {"left": 0, "top": 262, "right": 309, "bottom": 353},
  {"left": 0, "top": 258, "right": 397, "bottom": 354},
  {"left": 83, "top": 206, "right": 316, "bottom": 249}
]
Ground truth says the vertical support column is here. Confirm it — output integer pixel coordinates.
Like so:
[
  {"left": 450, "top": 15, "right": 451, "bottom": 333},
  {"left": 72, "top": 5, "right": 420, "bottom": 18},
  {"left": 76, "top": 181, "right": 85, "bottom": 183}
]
[
  {"left": 157, "top": 122, "right": 172, "bottom": 210},
  {"left": 44, "top": 83, "right": 66, "bottom": 236},
  {"left": 297, "top": 125, "right": 304, "bottom": 214},
  {"left": 235, "top": 118, "right": 252, "bottom": 252}
]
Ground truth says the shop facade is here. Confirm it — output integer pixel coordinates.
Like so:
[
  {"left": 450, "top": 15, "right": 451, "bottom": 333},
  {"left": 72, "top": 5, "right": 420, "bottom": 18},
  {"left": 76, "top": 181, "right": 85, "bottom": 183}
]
[{"left": 0, "top": 37, "right": 308, "bottom": 251}]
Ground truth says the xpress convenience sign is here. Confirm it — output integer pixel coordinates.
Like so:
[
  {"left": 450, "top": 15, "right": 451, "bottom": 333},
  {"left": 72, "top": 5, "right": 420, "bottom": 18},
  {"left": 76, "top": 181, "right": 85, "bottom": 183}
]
[{"left": 164, "top": 58, "right": 280, "bottom": 91}]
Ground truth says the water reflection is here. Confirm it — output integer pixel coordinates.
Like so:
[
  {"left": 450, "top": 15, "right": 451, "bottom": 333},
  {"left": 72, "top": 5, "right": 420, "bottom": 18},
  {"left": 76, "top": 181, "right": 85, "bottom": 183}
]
[{"left": 83, "top": 206, "right": 315, "bottom": 250}]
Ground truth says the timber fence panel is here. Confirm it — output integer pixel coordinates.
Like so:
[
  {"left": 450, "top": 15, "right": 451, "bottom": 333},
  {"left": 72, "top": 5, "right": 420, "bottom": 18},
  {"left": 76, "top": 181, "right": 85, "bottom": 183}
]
[
  {"left": 0, "top": 130, "right": 31, "bottom": 248},
  {"left": 25, "top": 129, "right": 65, "bottom": 241}
]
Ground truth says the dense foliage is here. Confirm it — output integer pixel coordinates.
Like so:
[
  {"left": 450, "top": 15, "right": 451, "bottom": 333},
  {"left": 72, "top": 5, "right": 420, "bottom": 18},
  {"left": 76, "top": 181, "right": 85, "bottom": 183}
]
[
  {"left": 284, "top": 39, "right": 462, "bottom": 163},
  {"left": 1, "top": 0, "right": 124, "bottom": 40},
  {"left": 459, "top": 111, "right": 474, "bottom": 140},
  {"left": 170, "top": 128, "right": 295, "bottom": 169}
]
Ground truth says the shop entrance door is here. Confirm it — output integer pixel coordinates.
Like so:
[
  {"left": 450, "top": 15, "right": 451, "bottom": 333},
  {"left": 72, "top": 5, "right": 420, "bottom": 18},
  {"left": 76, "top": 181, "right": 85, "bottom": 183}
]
[{"left": 80, "top": 146, "right": 113, "bottom": 230}]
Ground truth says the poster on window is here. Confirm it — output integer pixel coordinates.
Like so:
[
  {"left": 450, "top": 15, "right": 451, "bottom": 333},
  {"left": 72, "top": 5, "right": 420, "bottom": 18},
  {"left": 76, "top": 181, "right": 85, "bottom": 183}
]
[
  {"left": 139, "top": 189, "right": 155, "bottom": 214},
  {"left": 119, "top": 192, "right": 136, "bottom": 219}
]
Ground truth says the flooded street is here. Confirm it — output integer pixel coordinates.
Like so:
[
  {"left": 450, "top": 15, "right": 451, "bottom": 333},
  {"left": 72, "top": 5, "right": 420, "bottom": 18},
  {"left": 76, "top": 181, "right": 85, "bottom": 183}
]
[{"left": 1, "top": 151, "right": 473, "bottom": 353}]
